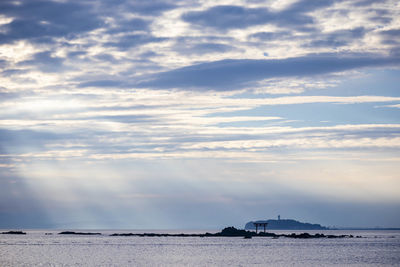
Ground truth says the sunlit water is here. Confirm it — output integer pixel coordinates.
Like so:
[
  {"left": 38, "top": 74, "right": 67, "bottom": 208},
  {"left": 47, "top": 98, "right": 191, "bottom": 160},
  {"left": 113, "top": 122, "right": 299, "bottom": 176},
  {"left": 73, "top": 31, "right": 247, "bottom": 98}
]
[{"left": 1, "top": 229, "right": 399, "bottom": 266}]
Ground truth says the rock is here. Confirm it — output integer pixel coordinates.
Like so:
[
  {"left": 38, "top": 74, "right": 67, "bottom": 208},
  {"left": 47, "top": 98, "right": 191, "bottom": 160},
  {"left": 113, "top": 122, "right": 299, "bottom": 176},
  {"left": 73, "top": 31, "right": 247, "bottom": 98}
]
[
  {"left": 1, "top": 231, "right": 26, "bottom": 235},
  {"left": 108, "top": 226, "right": 356, "bottom": 239},
  {"left": 217, "top": 227, "right": 252, "bottom": 237},
  {"left": 58, "top": 231, "right": 101, "bottom": 235},
  {"left": 110, "top": 233, "right": 135, "bottom": 236}
]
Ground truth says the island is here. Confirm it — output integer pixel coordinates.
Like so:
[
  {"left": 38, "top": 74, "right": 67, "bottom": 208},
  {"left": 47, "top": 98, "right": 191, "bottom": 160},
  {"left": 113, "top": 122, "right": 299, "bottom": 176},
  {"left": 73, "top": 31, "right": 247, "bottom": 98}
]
[
  {"left": 1, "top": 231, "right": 26, "bottom": 235},
  {"left": 245, "top": 216, "right": 328, "bottom": 230}
]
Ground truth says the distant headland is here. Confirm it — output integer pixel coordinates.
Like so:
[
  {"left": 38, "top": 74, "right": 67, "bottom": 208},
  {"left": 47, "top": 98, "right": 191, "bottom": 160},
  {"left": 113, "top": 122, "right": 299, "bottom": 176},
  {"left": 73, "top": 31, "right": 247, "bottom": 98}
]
[{"left": 245, "top": 216, "right": 328, "bottom": 230}]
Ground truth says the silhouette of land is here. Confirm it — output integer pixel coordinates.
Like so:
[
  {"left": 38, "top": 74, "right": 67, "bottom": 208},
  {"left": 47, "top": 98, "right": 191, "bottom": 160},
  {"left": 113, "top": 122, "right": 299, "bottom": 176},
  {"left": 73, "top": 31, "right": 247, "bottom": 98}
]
[
  {"left": 58, "top": 231, "right": 101, "bottom": 235},
  {"left": 245, "top": 218, "right": 328, "bottom": 230},
  {"left": 1, "top": 231, "right": 26, "bottom": 235},
  {"left": 110, "top": 227, "right": 356, "bottom": 239},
  {"left": 0, "top": 228, "right": 359, "bottom": 238}
]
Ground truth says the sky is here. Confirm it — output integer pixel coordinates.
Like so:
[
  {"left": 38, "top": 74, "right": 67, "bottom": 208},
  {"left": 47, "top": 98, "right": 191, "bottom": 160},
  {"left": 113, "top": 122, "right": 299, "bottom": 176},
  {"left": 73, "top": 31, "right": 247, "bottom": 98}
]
[{"left": 0, "top": 0, "right": 399, "bottom": 229}]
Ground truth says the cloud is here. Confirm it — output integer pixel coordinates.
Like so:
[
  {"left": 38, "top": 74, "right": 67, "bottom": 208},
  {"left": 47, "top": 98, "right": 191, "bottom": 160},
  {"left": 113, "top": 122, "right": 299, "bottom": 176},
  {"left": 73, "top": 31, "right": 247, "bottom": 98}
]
[
  {"left": 0, "top": 128, "right": 66, "bottom": 154},
  {"left": 182, "top": 5, "right": 276, "bottom": 30},
  {"left": 78, "top": 80, "right": 125, "bottom": 88},
  {"left": 305, "top": 27, "right": 366, "bottom": 48},
  {"left": 248, "top": 31, "right": 294, "bottom": 41},
  {"left": 379, "top": 28, "right": 400, "bottom": 45},
  {"left": 353, "top": 0, "right": 388, "bottom": 6},
  {"left": 1, "top": 68, "right": 29, "bottom": 77},
  {"left": 0, "top": 92, "right": 18, "bottom": 101},
  {"left": 105, "top": 34, "right": 168, "bottom": 50},
  {"left": 103, "top": 0, "right": 178, "bottom": 16},
  {"left": 0, "top": 0, "right": 103, "bottom": 44},
  {"left": 0, "top": 59, "right": 8, "bottom": 68},
  {"left": 137, "top": 54, "right": 400, "bottom": 91},
  {"left": 182, "top": 1, "right": 335, "bottom": 31},
  {"left": 249, "top": 27, "right": 367, "bottom": 50},
  {"left": 176, "top": 42, "right": 238, "bottom": 55},
  {"left": 18, "top": 51, "right": 65, "bottom": 73},
  {"left": 106, "top": 18, "right": 150, "bottom": 34},
  {"left": 0, "top": 0, "right": 399, "bottom": 229}
]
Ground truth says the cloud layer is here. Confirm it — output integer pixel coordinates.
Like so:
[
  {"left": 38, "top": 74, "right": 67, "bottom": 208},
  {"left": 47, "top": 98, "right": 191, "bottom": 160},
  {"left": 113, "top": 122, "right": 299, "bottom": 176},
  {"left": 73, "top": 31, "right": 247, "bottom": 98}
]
[
  {"left": 0, "top": 0, "right": 400, "bottom": 228},
  {"left": 137, "top": 55, "right": 400, "bottom": 90}
]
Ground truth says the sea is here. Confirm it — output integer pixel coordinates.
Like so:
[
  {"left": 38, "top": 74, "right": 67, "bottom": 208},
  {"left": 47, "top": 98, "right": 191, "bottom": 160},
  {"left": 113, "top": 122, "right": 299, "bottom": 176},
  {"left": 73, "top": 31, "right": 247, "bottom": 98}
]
[{"left": 1, "top": 229, "right": 399, "bottom": 266}]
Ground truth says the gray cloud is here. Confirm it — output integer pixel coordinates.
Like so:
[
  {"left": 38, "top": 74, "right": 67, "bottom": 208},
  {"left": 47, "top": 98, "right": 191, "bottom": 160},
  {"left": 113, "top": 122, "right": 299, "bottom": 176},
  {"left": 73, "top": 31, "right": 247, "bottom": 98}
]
[
  {"left": 249, "top": 27, "right": 367, "bottom": 50},
  {"left": 0, "top": 90, "right": 19, "bottom": 101},
  {"left": 78, "top": 80, "right": 125, "bottom": 88},
  {"left": 367, "top": 8, "right": 392, "bottom": 24},
  {"left": 0, "top": 128, "right": 73, "bottom": 156},
  {"left": 379, "top": 29, "right": 400, "bottom": 45},
  {"left": 353, "top": 0, "right": 388, "bottom": 6},
  {"left": 190, "top": 43, "right": 236, "bottom": 53},
  {"left": 106, "top": 18, "right": 150, "bottom": 34},
  {"left": 18, "top": 51, "right": 65, "bottom": 73},
  {"left": 67, "top": 51, "right": 87, "bottom": 58},
  {"left": 0, "top": 59, "right": 8, "bottom": 68},
  {"left": 136, "top": 54, "right": 400, "bottom": 91},
  {"left": 0, "top": 0, "right": 399, "bottom": 230},
  {"left": 1, "top": 68, "right": 29, "bottom": 77},
  {"left": 102, "top": 0, "right": 178, "bottom": 16},
  {"left": 305, "top": 27, "right": 367, "bottom": 48},
  {"left": 105, "top": 34, "right": 168, "bottom": 50},
  {"left": 182, "top": 5, "right": 277, "bottom": 30},
  {"left": 182, "top": 1, "right": 335, "bottom": 31},
  {"left": 176, "top": 42, "right": 238, "bottom": 55},
  {"left": 248, "top": 31, "right": 294, "bottom": 41},
  {"left": 0, "top": 0, "right": 103, "bottom": 44},
  {"left": 94, "top": 54, "right": 118, "bottom": 63}
]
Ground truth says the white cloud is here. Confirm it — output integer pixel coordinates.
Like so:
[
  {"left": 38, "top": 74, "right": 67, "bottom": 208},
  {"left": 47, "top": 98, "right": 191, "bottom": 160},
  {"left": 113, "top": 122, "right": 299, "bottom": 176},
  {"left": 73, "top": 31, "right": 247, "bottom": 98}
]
[{"left": 1, "top": 0, "right": 400, "bottom": 228}]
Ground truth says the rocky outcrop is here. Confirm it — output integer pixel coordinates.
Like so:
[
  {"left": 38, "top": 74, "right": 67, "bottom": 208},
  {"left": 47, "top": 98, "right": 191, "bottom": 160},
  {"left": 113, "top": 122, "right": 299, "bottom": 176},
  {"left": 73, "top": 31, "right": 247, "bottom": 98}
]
[
  {"left": 110, "top": 227, "right": 354, "bottom": 239},
  {"left": 1, "top": 231, "right": 26, "bottom": 235},
  {"left": 58, "top": 231, "right": 101, "bottom": 235}
]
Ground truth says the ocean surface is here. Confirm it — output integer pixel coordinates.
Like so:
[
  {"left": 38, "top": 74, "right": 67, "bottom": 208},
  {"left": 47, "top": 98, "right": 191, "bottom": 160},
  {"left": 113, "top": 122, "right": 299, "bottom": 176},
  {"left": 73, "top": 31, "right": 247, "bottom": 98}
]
[{"left": 1, "top": 229, "right": 399, "bottom": 266}]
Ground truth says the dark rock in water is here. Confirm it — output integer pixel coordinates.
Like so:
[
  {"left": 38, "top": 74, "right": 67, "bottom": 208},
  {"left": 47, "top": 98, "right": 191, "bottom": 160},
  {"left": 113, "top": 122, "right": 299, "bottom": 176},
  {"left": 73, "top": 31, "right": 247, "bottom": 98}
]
[
  {"left": 109, "top": 227, "right": 354, "bottom": 239},
  {"left": 110, "top": 233, "right": 136, "bottom": 236},
  {"left": 245, "top": 219, "right": 328, "bottom": 230},
  {"left": 1, "top": 231, "right": 26, "bottom": 235},
  {"left": 288, "top": 232, "right": 326, "bottom": 239},
  {"left": 217, "top": 226, "right": 251, "bottom": 237},
  {"left": 289, "top": 233, "right": 313, "bottom": 239},
  {"left": 58, "top": 231, "right": 101, "bottom": 235},
  {"left": 215, "top": 227, "right": 354, "bottom": 239}
]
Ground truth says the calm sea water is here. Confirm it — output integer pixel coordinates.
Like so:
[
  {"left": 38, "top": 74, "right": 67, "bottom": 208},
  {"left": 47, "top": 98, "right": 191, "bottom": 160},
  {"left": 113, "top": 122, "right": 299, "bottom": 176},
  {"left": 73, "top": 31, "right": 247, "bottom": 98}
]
[{"left": 1, "top": 229, "right": 399, "bottom": 266}]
